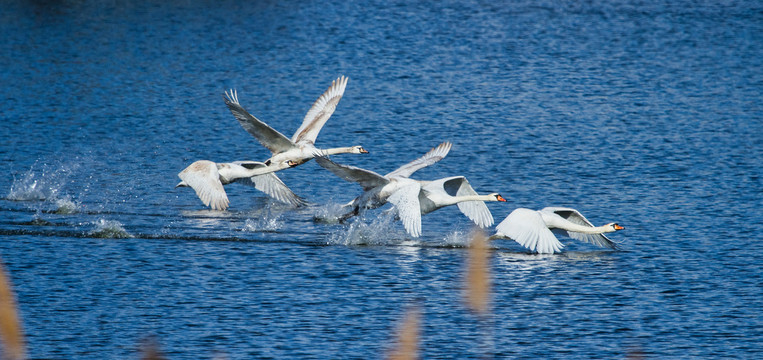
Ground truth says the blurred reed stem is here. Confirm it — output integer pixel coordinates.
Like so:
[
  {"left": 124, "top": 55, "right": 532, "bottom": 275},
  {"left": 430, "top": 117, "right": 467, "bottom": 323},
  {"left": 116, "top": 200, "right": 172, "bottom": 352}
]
[
  {"left": 387, "top": 305, "right": 421, "bottom": 360},
  {"left": 0, "top": 258, "right": 25, "bottom": 360},
  {"left": 464, "top": 229, "right": 491, "bottom": 316},
  {"left": 139, "top": 336, "right": 166, "bottom": 360},
  {"left": 464, "top": 229, "right": 495, "bottom": 359}
]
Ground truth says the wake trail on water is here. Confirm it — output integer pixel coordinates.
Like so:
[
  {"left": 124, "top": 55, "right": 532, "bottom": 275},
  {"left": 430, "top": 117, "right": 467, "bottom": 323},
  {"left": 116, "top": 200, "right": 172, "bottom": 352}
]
[
  {"left": 2, "top": 217, "right": 133, "bottom": 239},
  {"left": 313, "top": 202, "right": 489, "bottom": 247},
  {"left": 88, "top": 219, "right": 133, "bottom": 239},
  {"left": 3, "top": 162, "right": 491, "bottom": 246}
]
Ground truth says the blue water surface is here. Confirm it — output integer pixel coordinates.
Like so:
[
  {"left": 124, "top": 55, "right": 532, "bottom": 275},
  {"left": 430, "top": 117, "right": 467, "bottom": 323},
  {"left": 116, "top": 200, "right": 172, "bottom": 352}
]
[{"left": 1, "top": 0, "right": 761, "bottom": 359}]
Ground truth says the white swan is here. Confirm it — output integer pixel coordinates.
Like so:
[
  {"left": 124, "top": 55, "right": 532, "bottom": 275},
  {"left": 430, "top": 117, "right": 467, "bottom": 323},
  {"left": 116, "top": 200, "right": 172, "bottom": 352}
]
[
  {"left": 223, "top": 76, "right": 368, "bottom": 172},
  {"left": 418, "top": 176, "right": 506, "bottom": 228},
  {"left": 176, "top": 160, "right": 307, "bottom": 210},
  {"left": 316, "top": 142, "right": 506, "bottom": 237},
  {"left": 489, "top": 207, "right": 624, "bottom": 254}
]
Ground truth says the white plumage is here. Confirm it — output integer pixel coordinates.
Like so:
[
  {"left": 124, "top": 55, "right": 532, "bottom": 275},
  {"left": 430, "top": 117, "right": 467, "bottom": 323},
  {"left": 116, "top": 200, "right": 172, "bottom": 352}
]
[
  {"left": 491, "top": 207, "right": 624, "bottom": 254},
  {"left": 223, "top": 76, "right": 368, "bottom": 172},
  {"left": 176, "top": 160, "right": 306, "bottom": 210},
  {"left": 316, "top": 142, "right": 506, "bottom": 237}
]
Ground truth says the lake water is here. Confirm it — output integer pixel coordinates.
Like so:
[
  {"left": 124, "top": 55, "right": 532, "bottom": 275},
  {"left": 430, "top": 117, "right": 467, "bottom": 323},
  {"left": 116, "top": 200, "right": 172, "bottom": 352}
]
[{"left": 1, "top": 0, "right": 761, "bottom": 358}]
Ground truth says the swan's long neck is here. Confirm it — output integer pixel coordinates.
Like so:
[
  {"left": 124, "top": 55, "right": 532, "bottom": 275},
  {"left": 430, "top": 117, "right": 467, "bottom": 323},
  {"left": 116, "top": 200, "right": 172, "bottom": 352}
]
[
  {"left": 245, "top": 166, "right": 283, "bottom": 176},
  {"left": 322, "top": 147, "right": 358, "bottom": 155},
  {"left": 220, "top": 162, "right": 288, "bottom": 183},
  {"left": 558, "top": 223, "right": 613, "bottom": 234},
  {"left": 451, "top": 194, "right": 498, "bottom": 204},
  {"left": 429, "top": 194, "right": 494, "bottom": 208}
]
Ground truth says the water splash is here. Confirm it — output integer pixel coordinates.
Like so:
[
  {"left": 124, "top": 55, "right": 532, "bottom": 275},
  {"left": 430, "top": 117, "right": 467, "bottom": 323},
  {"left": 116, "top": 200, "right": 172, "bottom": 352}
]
[
  {"left": 88, "top": 219, "right": 133, "bottom": 239},
  {"left": 326, "top": 211, "right": 409, "bottom": 246},
  {"left": 312, "top": 202, "right": 353, "bottom": 224},
  {"left": 243, "top": 214, "right": 283, "bottom": 232},
  {"left": 8, "top": 175, "right": 48, "bottom": 201},
  {"left": 441, "top": 230, "right": 472, "bottom": 248},
  {"left": 54, "top": 198, "right": 79, "bottom": 214},
  {"left": 241, "top": 202, "right": 289, "bottom": 232},
  {"left": 22, "top": 216, "right": 55, "bottom": 227},
  {"left": 7, "top": 161, "right": 79, "bottom": 201}
]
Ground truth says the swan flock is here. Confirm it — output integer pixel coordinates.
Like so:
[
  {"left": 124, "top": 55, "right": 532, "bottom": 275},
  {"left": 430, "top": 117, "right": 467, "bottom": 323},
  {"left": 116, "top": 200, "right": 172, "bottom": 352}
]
[{"left": 177, "top": 76, "right": 624, "bottom": 253}]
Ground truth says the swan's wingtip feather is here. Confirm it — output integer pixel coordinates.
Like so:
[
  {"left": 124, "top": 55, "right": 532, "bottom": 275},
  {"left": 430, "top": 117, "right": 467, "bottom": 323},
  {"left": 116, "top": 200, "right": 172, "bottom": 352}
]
[
  {"left": 336, "top": 75, "right": 349, "bottom": 88},
  {"left": 223, "top": 88, "right": 240, "bottom": 105}
]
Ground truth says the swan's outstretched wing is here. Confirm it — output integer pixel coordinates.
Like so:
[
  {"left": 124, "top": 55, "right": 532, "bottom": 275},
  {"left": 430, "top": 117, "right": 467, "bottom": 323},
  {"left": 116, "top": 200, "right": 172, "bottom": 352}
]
[
  {"left": 441, "top": 176, "right": 494, "bottom": 228},
  {"left": 233, "top": 174, "right": 307, "bottom": 207},
  {"left": 231, "top": 161, "right": 307, "bottom": 207},
  {"left": 291, "top": 76, "right": 348, "bottom": 144},
  {"left": 385, "top": 142, "right": 452, "bottom": 179},
  {"left": 542, "top": 207, "right": 617, "bottom": 249},
  {"left": 223, "top": 89, "right": 295, "bottom": 154},
  {"left": 178, "top": 160, "right": 230, "bottom": 210},
  {"left": 388, "top": 182, "right": 423, "bottom": 237},
  {"left": 494, "top": 208, "right": 563, "bottom": 254},
  {"left": 315, "top": 156, "right": 388, "bottom": 191}
]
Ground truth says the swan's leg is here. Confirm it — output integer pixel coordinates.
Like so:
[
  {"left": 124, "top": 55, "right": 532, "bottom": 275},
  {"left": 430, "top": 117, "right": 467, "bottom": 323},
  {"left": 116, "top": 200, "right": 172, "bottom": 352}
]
[{"left": 337, "top": 207, "right": 359, "bottom": 223}]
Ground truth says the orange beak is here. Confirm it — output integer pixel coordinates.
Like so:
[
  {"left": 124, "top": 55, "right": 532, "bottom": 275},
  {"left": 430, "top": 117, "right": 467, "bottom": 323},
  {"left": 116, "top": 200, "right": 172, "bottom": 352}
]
[
  {"left": 360, "top": 148, "right": 369, "bottom": 154},
  {"left": 496, "top": 194, "right": 507, "bottom": 202},
  {"left": 614, "top": 224, "right": 625, "bottom": 230}
]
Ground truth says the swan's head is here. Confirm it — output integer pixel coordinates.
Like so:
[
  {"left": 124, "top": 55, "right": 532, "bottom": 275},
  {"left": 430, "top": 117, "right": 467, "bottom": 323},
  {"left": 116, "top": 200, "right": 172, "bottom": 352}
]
[
  {"left": 607, "top": 223, "right": 625, "bottom": 231},
  {"left": 491, "top": 193, "right": 507, "bottom": 202},
  {"left": 352, "top": 146, "right": 369, "bottom": 154}
]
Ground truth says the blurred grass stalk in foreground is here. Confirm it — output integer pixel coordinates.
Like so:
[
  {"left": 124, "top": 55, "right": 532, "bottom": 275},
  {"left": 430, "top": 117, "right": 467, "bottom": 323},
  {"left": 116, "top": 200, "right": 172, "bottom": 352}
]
[
  {"left": 387, "top": 305, "right": 421, "bottom": 360},
  {"left": 464, "top": 229, "right": 491, "bottom": 316},
  {"left": 0, "top": 258, "right": 25, "bottom": 360},
  {"left": 139, "top": 337, "right": 167, "bottom": 360},
  {"left": 465, "top": 229, "right": 496, "bottom": 359}
]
